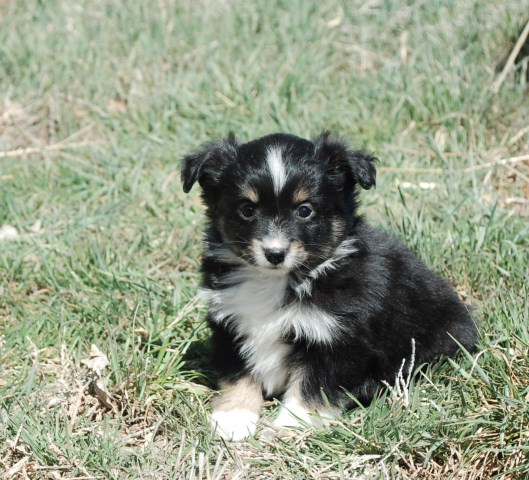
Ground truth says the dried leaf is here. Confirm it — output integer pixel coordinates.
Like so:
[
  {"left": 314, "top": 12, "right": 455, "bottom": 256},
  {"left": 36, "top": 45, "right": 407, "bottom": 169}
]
[
  {"left": 5, "top": 456, "right": 29, "bottom": 477},
  {"left": 29, "top": 219, "right": 42, "bottom": 233},
  {"left": 81, "top": 344, "right": 109, "bottom": 377},
  {"left": 81, "top": 345, "right": 115, "bottom": 411},
  {"left": 0, "top": 224, "right": 19, "bottom": 241},
  {"left": 93, "top": 376, "right": 115, "bottom": 410}
]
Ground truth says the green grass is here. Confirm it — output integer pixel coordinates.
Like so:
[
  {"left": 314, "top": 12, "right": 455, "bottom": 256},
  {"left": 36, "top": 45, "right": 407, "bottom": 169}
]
[{"left": 1, "top": 0, "right": 528, "bottom": 478}]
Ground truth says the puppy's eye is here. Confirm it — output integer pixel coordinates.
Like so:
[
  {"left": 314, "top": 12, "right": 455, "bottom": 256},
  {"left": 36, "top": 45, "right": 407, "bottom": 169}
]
[
  {"left": 239, "top": 203, "right": 256, "bottom": 219},
  {"left": 297, "top": 204, "right": 314, "bottom": 219}
]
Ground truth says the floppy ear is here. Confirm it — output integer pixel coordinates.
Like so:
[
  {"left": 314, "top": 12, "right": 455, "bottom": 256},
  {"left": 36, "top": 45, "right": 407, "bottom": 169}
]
[
  {"left": 314, "top": 132, "right": 377, "bottom": 190},
  {"left": 181, "top": 132, "right": 239, "bottom": 193}
]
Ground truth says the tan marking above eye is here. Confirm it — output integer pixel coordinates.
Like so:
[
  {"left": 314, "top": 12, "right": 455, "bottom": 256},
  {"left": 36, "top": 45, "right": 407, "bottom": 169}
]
[
  {"left": 293, "top": 186, "right": 310, "bottom": 205},
  {"left": 241, "top": 186, "right": 259, "bottom": 204}
]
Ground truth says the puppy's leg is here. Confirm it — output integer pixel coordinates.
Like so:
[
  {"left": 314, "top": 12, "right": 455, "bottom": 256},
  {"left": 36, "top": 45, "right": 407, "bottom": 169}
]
[
  {"left": 272, "top": 376, "right": 339, "bottom": 432},
  {"left": 211, "top": 376, "right": 263, "bottom": 441}
]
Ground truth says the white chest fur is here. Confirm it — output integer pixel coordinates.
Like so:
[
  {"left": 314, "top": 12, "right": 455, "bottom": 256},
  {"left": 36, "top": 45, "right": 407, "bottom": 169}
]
[{"left": 205, "top": 268, "right": 340, "bottom": 396}]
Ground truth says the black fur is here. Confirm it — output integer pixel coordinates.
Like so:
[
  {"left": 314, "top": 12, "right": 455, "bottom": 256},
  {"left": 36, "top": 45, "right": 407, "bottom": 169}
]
[{"left": 181, "top": 132, "right": 478, "bottom": 410}]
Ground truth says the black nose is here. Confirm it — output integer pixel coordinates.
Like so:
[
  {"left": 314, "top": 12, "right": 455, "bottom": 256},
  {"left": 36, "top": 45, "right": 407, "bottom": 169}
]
[{"left": 264, "top": 248, "right": 286, "bottom": 265}]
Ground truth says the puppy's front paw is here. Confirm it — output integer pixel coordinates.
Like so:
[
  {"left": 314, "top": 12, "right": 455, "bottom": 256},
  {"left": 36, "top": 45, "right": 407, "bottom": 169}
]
[
  {"left": 211, "top": 408, "right": 259, "bottom": 441},
  {"left": 258, "top": 410, "right": 311, "bottom": 443},
  {"left": 273, "top": 405, "right": 310, "bottom": 430},
  {"left": 272, "top": 395, "right": 338, "bottom": 433}
]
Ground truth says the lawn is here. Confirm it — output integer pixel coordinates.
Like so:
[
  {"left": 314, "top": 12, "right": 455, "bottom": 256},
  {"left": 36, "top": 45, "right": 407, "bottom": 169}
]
[{"left": 1, "top": 0, "right": 528, "bottom": 478}]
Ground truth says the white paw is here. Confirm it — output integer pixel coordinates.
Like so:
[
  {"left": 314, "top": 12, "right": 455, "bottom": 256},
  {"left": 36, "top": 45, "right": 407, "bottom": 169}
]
[
  {"left": 273, "top": 403, "right": 311, "bottom": 430},
  {"left": 273, "top": 397, "right": 337, "bottom": 431},
  {"left": 211, "top": 408, "right": 259, "bottom": 441}
]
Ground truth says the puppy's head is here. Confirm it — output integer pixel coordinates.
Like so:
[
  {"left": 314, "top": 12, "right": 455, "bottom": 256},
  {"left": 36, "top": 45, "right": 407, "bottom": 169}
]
[{"left": 181, "top": 132, "right": 376, "bottom": 272}]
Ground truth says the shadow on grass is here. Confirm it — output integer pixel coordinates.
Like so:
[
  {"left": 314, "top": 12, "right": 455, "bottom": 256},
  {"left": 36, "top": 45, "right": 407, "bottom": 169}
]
[
  {"left": 181, "top": 337, "right": 217, "bottom": 389},
  {"left": 137, "top": 334, "right": 217, "bottom": 389}
]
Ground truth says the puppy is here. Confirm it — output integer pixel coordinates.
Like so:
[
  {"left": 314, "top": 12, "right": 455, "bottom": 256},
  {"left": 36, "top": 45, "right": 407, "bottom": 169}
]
[{"left": 181, "top": 132, "right": 477, "bottom": 441}]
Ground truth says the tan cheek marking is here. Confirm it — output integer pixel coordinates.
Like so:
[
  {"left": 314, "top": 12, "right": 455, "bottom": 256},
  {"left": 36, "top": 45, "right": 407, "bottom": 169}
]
[
  {"left": 212, "top": 376, "right": 263, "bottom": 413},
  {"left": 293, "top": 186, "right": 310, "bottom": 205},
  {"left": 241, "top": 186, "right": 259, "bottom": 204},
  {"left": 290, "top": 240, "right": 309, "bottom": 262}
]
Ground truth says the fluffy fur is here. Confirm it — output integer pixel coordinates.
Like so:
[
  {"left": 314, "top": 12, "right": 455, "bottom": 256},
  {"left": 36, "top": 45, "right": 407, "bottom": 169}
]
[{"left": 181, "top": 132, "right": 478, "bottom": 440}]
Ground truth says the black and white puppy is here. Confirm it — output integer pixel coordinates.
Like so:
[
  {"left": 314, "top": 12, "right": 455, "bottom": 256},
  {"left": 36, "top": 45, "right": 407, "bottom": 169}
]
[{"left": 181, "top": 132, "right": 477, "bottom": 441}]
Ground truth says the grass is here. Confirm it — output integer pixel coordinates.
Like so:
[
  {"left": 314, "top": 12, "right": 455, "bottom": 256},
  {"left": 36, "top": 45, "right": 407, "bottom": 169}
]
[{"left": 1, "top": 0, "right": 528, "bottom": 478}]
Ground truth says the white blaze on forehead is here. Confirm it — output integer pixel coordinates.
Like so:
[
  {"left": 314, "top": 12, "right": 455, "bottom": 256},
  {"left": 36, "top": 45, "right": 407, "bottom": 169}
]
[{"left": 266, "top": 146, "right": 287, "bottom": 194}]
